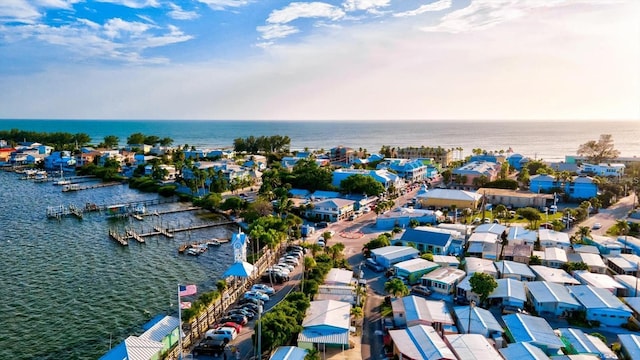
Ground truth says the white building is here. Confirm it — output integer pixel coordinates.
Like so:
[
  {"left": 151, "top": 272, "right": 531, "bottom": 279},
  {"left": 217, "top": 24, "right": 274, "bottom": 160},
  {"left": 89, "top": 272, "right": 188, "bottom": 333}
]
[
  {"left": 420, "top": 267, "right": 466, "bottom": 295},
  {"left": 572, "top": 270, "right": 626, "bottom": 296},
  {"left": 488, "top": 278, "right": 527, "bottom": 308},
  {"left": 445, "top": 334, "right": 503, "bottom": 360},
  {"left": 391, "top": 295, "right": 454, "bottom": 332},
  {"left": 539, "top": 229, "right": 571, "bottom": 250},
  {"left": 453, "top": 306, "right": 503, "bottom": 337},
  {"left": 389, "top": 325, "right": 456, "bottom": 360},
  {"left": 297, "top": 300, "right": 351, "bottom": 350},
  {"left": 465, "top": 257, "right": 498, "bottom": 278},
  {"left": 530, "top": 265, "right": 580, "bottom": 285},
  {"left": 568, "top": 285, "right": 633, "bottom": 327},
  {"left": 566, "top": 253, "right": 607, "bottom": 274},
  {"left": 525, "top": 281, "right": 582, "bottom": 316}
]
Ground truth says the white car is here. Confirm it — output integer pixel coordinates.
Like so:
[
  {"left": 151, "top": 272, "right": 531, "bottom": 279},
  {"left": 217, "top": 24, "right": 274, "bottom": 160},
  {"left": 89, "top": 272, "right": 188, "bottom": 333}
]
[
  {"left": 251, "top": 284, "right": 275, "bottom": 295},
  {"left": 593, "top": 222, "right": 602, "bottom": 229},
  {"left": 205, "top": 327, "right": 238, "bottom": 342},
  {"left": 244, "top": 291, "right": 269, "bottom": 302},
  {"left": 277, "top": 262, "right": 294, "bottom": 271},
  {"left": 269, "top": 265, "right": 290, "bottom": 275}
]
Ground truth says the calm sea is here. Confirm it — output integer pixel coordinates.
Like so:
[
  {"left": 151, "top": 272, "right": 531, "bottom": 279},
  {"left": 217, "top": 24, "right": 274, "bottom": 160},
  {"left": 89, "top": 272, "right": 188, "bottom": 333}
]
[
  {"left": 1, "top": 119, "right": 639, "bottom": 161},
  {"left": 0, "top": 119, "right": 639, "bottom": 359}
]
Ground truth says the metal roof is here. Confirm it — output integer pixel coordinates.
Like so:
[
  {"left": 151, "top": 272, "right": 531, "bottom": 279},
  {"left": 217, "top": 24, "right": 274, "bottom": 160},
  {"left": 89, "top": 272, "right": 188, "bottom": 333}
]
[
  {"left": 325, "top": 268, "right": 354, "bottom": 286},
  {"left": 297, "top": 329, "right": 349, "bottom": 346},
  {"left": 445, "top": 334, "right": 503, "bottom": 360},
  {"left": 394, "top": 295, "right": 454, "bottom": 325},
  {"left": 139, "top": 315, "right": 178, "bottom": 343},
  {"left": 496, "top": 260, "right": 535, "bottom": 278},
  {"left": 394, "top": 258, "right": 439, "bottom": 273},
  {"left": 525, "top": 281, "right": 580, "bottom": 306},
  {"left": 416, "top": 188, "right": 483, "bottom": 201},
  {"left": 124, "top": 336, "right": 164, "bottom": 360},
  {"left": 370, "top": 245, "right": 419, "bottom": 259},
  {"left": 618, "top": 334, "right": 640, "bottom": 360},
  {"left": 529, "top": 265, "right": 581, "bottom": 285},
  {"left": 558, "top": 328, "right": 611, "bottom": 357},
  {"left": 302, "top": 300, "right": 351, "bottom": 330},
  {"left": 572, "top": 271, "right": 625, "bottom": 291},
  {"left": 503, "top": 313, "right": 564, "bottom": 349},
  {"left": 543, "top": 247, "right": 568, "bottom": 262},
  {"left": 269, "top": 346, "right": 308, "bottom": 360},
  {"left": 400, "top": 227, "right": 454, "bottom": 247},
  {"left": 507, "top": 226, "right": 538, "bottom": 242},
  {"left": 500, "top": 342, "right": 551, "bottom": 360},
  {"left": 539, "top": 230, "right": 571, "bottom": 246},
  {"left": 453, "top": 306, "right": 502, "bottom": 335},
  {"left": 388, "top": 324, "right": 456, "bottom": 360},
  {"left": 488, "top": 278, "right": 527, "bottom": 302},
  {"left": 473, "top": 223, "right": 507, "bottom": 236},
  {"left": 567, "top": 285, "right": 632, "bottom": 312}
]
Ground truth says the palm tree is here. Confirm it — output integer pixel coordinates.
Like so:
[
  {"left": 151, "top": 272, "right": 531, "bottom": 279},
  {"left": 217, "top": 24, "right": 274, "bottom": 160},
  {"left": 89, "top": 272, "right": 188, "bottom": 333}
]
[
  {"left": 384, "top": 278, "right": 409, "bottom": 298},
  {"left": 577, "top": 226, "right": 591, "bottom": 242},
  {"left": 617, "top": 219, "right": 630, "bottom": 252}
]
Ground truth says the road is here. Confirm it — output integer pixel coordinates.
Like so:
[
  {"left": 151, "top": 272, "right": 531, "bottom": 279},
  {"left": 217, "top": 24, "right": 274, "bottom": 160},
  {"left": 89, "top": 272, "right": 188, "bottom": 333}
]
[{"left": 570, "top": 193, "right": 636, "bottom": 236}]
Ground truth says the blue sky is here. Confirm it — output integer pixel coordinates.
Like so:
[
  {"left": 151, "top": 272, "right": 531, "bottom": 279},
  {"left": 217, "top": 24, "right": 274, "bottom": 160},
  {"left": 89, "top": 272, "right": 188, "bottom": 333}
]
[{"left": 0, "top": 0, "right": 638, "bottom": 120}]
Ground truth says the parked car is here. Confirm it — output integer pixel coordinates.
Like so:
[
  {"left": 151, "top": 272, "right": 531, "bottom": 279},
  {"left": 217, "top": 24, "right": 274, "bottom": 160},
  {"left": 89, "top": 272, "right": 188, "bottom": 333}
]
[
  {"left": 228, "top": 308, "right": 254, "bottom": 320},
  {"left": 192, "top": 339, "right": 227, "bottom": 356},
  {"left": 251, "top": 284, "right": 275, "bottom": 295},
  {"left": 244, "top": 290, "right": 269, "bottom": 302},
  {"left": 593, "top": 222, "right": 602, "bottom": 229},
  {"left": 261, "top": 271, "right": 288, "bottom": 284},
  {"left": 365, "top": 258, "right": 385, "bottom": 272},
  {"left": 220, "top": 314, "right": 248, "bottom": 326},
  {"left": 315, "top": 222, "right": 328, "bottom": 228},
  {"left": 238, "top": 297, "right": 263, "bottom": 307},
  {"left": 205, "top": 327, "right": 237, "bottom": 342},
  {"left": 287, "top": 245, "right": 305, "bottom": 253},
  {"left": 270, "top": 265, "right": 291, "bottom": 274},
  {"left": 219, "top": 321, "right": 242, "bottom": 333},
  {"left": 238, "top": 302, "right": 261, "bottom": 314},
  {"left": 502, "top": 305, "right": 529, "bottom": 315},
  {"left": 411, "top": 285, "right": 432, "bottom": 297}
]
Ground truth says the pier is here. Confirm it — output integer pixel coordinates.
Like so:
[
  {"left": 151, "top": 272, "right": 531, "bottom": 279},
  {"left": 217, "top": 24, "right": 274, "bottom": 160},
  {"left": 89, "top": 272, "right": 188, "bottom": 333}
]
[
  {"left": 168, "top": 221, "right": 236, "bottom": 233},
  {"left": 46, "top": 205, "right": 84, "bottom": 220},
  {"left": 62, "top": 182, "right": 124, "bottom": 192},
  {"left": 153, "top": 226, "right": 174, "bottom": 238},
  {"left": 108, "top": 229, "right": 129, "bottom": 246},
  {"left": 34, "top": 175, "right": 96, "bottom": 184},
  {"left": 126, "top": 229, "right": 146, "bottom": 243}
]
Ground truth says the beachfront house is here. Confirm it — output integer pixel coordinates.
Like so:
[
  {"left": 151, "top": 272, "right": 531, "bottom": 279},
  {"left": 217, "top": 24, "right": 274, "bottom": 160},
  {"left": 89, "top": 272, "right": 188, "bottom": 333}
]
[
  {"left": 502, "top": 313, "right": 564, "bottom": 356},
  {"left": 369, "top": 246, "right": 419, "bottom": 269},
  {"left": 297, "top": 300, "right": 351, "bottom": 352},
  {"left": 507, "top": 153, "right": 529, "bottom": 170},
  {"left": 525, "top": 281, "right": 582, "bottom": 316},
  {"left": 568, "top": 285, "right": 633, "bottom": 327},
  {"left": 388, "top": 325, "right": 457, "bottom": 360},
  {"left": 420, "top": 267, "right": 466, "bottom": 295},
  {"left": 577, "top": 163, "right": 625, "bottom": 177}
]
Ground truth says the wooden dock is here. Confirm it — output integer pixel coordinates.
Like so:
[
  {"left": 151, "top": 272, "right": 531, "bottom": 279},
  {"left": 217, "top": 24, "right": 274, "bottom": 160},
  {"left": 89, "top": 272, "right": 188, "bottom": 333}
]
[
  {"left": 127, "top": 229, "right": 146, "bottom": 243},
  {"left": 46, "top": 204, "right": 84, "bottom": 220},
  {"left": 62, "top": 181, "right": 124, "bottom": 192},
  {"left": 144, "top": 206, "right": 202, "bottom": 217},
  {"left": 168, "top": 221, "right": 236, "bottom": 233},
  {"left": 109, "top": 229, "right": 129, "bottom": 246},
  {"left": 153, "top": 226, "right": 174, "bottom": 238}
]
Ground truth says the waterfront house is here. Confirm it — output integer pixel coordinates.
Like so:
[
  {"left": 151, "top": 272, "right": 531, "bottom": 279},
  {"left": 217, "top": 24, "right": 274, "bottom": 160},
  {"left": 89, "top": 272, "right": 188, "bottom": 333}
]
[
  {"left": 415, "top": 188, "right": 483, "bottom": 210},
  {"left": 525, "top": 281, "right": 582, "bottom": 316},
  {"left": 375, "top": 207, "right": 440, "bottom": 230},
  {"left": 369, "top": 246, "right": 419, "bottom": 269},
  {"left": 99, "top": 336, "right": 164, "bottom": 360},
  {"left": 452, "top": 160, "right": 500, "bottom": 188},
  {"left": 618, "top": 334, "right": 640, "bottom": 360},
  {"left": 444, "top": 334, "right": 503, "bottom": 360},
  {"left": 453, "top": 305, "right": 503, "bottom": 337},
  {"left": 269, "top": 346, "right": 308, "bottom": 360},
  {"left": 138, "top": 315, "right": 180, "bottom": 356},
  {"left": 500, "top": 342, "right": 551, "bottom": 360},
  {"left": 539, "top": 230, "right": 571, "bottom": 250},
  {"left": 0, "top": 147, "right": 15, "bottom": 164},
  {"left": 507, "top": 226, "right": 538, "bottom": 246},
  {"left": 396, "top": 226, "right": 458, "bottom": 255},
  {"left": 572, "top": 270, "right": 626, "bottom": 296},
  {"left": 568, "top": 285, "right": 633, "bottom": 326},
  {"left": 566, "top": 252, "right": 607, "bottom": 274},
  {"left": 487, "top": 278, "right": 527, "bottom": 308},
  {"left": 393, "top": 258, "right": 439, "bottom": 285},
  {"left": 391, "top": 295, "right": 454, "bottom": 332},
  {"left": 478, "top": 187, "right": 553, "bottom": 210},
  {"left": 503, "top": 313, "right": 564, "bottom": 356},
  {"left": 420, "top": 267, "right": 465, "bottom": 295},
  {"left": 507, "top": 153, "right": 529, "bottom": 170},
  {"left": 388, "top": 324, "right": 457, "bottom": 360},
  {"left": 557, "top": 328, "right": 618, "bottom": 360},
  {"left": 44, "top": 151, "right": 76, "bottom": 171},
  {"left": 495, "top": 260, "right": 536, "bottom": 281},
  {"left": 303, "top": 198, "right": 355, "bottom": 223},
  {"left": 297, "top": 300, "right": 351, "bottom": 351},
  {"left": 530, "top": 265, "right": 580, "bottom": 285},
  {"left": 577, "top": 162, "right": 625, "bottom": 177}
]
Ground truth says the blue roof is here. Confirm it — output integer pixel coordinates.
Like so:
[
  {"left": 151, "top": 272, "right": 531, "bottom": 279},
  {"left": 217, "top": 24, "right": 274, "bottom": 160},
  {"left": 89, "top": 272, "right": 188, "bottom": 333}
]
[
  {"left": 400, "top": 227, "right": 452, "bottom": 247},
  {"left": 503, "top": 313, "right": 563, "bottom": 349},
  {"left": 270, "top": 346, "right": 308, "bottom": 360},
  {"left": 99, "top": 341, "right": 128, "bottom": 360},
  {"left": 619, "top": 334, "right": 640, "bottom": 360},
  {"left": 500, "top": 342, "right": 550, "bottom": 360},
  {"left": 558, "top": 328, "right": 602, "bottom": 355},
  {"left": 141, "top": 314, "right": 166, "bottom": 331}
]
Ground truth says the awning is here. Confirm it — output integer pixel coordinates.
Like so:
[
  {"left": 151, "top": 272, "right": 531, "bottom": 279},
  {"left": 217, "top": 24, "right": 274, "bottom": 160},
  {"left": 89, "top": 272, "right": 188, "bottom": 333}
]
[
  {"left": 297, "top": 329, "right": 349, "bottom": 346},
  {"left": 223, "top": 261, "right": 255, "bottom": 278}
]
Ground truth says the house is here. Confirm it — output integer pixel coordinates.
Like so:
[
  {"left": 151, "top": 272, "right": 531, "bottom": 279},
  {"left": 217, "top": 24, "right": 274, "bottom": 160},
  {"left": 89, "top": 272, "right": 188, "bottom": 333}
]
[
  {"left": 618, "top": 334, "right": 640, "bottom": 360},
  {"left": 525, "top": 281, "right": 582, "bottom": 316},
  {"left": 500, "top": 342, "right": 551, "bottom": 360},
  {"left": 502, "top": 244, "right": 533, "bottom": 264},
  {"left": 415, "top": 188, "right": 483, "bottom": 210},
  {"left": 572, "top": 244, "right": 601, "bottom": 255},
  {"left": 375, "top": 208, "right": 440, "bottom": 230},
  {"left": 507, "top": 226, "right": 538, "bottom": 246},
  {"left": 453, "top": 305, "right": 503, "bottom": 337},
  {"left": 391, "top": 295, "right": 454, "bottom": 332},
  {"left": 269, "top": 346, "right": 308, "bottom": 360},
  {"left": 530, "top": 265, "right": 580, "bottom": 285},
  {"left": 315, "top": 285, "right": 357, "bottom": 305},
  {"left": 577, "top": 163, "right": 625, "bottom": 177},
  {"left": 541, "top": 247, "right": 568, "bottom": 269},
  {"left": 297, "top": 300, "right": 351, "bottom": 351},
  {"left": 444, "top": 334, "right": 503, "bottom": 360},
  {"left": 467, "top": 240, "right": 499, "bottom": 260},
  {"left": 99, "top": 336, "right": 164, "bottom": 360},
  {"left": 393, "top": 258, "right": 440, "bottom": 285},
  {"left": 397, "top": 226, "right": 457, "bottom": 255},
  {"left": 585, "top": 235, "right": 623, "bottom": 256},
  {"left": 478, "top": 187, "right": 553, "bottom": 210},
  {"left": 488, "top": 278, "right": 527, "bottom": 308},
  {"left": 465, "top": 257, "right": 498, "bottom": 278},
  {"left": 566, "top": 253, "right": 607, "bottom": 274},
  {"left": 370, "top": 246, "right": 419, "bottom": 269},
  {"left": 420, "top": 267, "right": 466, "bottom": 295},
  {"left": 502, "top": 313, "right": 564, "bottom": 356},
  {"left": 618, "top": 235, "right": 640, "bottom": 255},
  {"left": 567, "top": 285, "right": 633, "bottom": 327},
  {"left": 495, "top": 260, "right": 536, "bottom": 281},
  {"left": 557, "top": 328, "right": 618, "bottom": 360},
  {"left": 529, "top": 174, "right": 598, "bottom": 201},
  {"left": 466, "top": 232, "right": 499, "bottom": 257},
  {"left": 614, "top": 275, "right": 640, "bottom": 297},
  {"left": 431, "top": 255, "right": 460, "bottom": 268},
  {"left": 304, "top": 198, "right": 355, "bottom": 223},
  {"left": 324, "top": 268, "right": 354, "bottom": 286},
  {"left": 0, "top": 147, "right": 15, "bottom": 164},
  {"left": 452, "top": 160, "right": 500, "bottom": 187},
  {"left": 572, "top": 270, "right": 626, "bottom": 296},
  {"left": 388, "top": 324, "right": 457, "bottom": 360},
  {"left": 607, "top": 254, "right": 640, "bottom": 276},
  {"left": 507, "top": 153, "right": 529, "bottom": 171},
  {"left": 473, "top": 223, "right": 507, "bottom": 236},
  {"left": 331, "top": 168, "right": 402, "bottom": 190},
  {"left": 455, "top": 275, "right": 479, "bottom": 304},
  {"left": 329, "top": 146, "right": 357, "bottom": 165},
  {"left": 379, "top": 159, "right": 428, "bottom": 183},
  {"left": 539, "top": 230, "right": 571, "bottom": 250}
]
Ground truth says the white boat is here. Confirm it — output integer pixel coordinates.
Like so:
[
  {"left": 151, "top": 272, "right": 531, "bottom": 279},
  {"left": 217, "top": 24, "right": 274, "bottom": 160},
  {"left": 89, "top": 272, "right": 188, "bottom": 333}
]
[
  {"left": 186, "top": 248, "right": 200, "bottom": 256},
  {"left": 206, "top": 239, "right": 221, "bottom": 246}
]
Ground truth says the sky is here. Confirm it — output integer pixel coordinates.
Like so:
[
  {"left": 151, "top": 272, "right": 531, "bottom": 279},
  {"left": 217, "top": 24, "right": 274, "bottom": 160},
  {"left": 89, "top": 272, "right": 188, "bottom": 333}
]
[{"left": 0, "top": 0, "right": 638, "bottom": 121}]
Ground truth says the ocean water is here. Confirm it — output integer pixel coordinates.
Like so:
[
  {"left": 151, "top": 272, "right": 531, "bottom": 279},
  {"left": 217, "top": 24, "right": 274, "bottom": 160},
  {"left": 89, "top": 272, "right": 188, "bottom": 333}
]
[{"left": 1, "top": 119, "right": 639, "bottom": 162}]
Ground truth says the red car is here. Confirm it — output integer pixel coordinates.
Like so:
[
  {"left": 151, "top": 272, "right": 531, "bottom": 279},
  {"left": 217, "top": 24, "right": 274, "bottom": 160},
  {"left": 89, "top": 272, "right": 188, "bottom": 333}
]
[{"left": 219, "top": 322, "right": 242, "bottom": 334}]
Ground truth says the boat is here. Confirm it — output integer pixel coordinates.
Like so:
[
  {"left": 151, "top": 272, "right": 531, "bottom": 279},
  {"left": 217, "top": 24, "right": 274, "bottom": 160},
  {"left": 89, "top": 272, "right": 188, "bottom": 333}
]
[
  {"left": 186, "top": 248, "right": 200, "bottom": 256},
  {"left": 62, "top": 184, "right": 80, "bottom": 192},
  {"left": 206, "top": 239, "right": 221, "bottom": 246},
  {"left": 55, "top": 179, "right": 71, "bottom": 185}
]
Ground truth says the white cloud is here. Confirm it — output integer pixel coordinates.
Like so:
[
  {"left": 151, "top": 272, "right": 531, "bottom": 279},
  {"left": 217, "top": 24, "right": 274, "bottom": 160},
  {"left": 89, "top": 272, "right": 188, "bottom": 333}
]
[
  {"left": 96, "top": 0, "right": 160, "bottom": 9},
  {"left": 35, "top": 0, "right": 79, "bottom": 10},
  {"left": 267, "top": 2, "right": 345, "bottom": 24},
  {"left": 77, "top": 18, "right": 100, "bottom": 29},
  {"left": 197, "top": 0, "right": 251, "bottom": 11},
  {"left": 393, "top": 0, "right": 452, "bottom": 17},
  {"left": 0, "top": 0, "right": 41, "bottom": 24},
  {"left": 257, "top": 23, "right": 299, "bottom": 40},
  {"left": 168, "top": 3, "right": 199, "bottom": 20},
  {"left": 103, "top": 18, "right": 152, "bottom": 39},
  {"left": 342, "top": 0, "right": 390, "bottom": 13}
]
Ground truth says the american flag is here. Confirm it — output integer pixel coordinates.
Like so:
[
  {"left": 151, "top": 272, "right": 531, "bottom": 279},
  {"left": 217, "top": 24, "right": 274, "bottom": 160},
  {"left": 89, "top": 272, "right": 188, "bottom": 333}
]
[{"left": 179, "top": 284, "right": 197, "bottom": 297}]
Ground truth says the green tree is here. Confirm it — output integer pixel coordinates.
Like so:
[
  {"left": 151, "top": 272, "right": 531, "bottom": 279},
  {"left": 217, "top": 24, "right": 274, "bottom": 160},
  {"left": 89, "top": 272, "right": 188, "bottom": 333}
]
[
  {"left": 101, "top": 135, "right": 119, "bottom": 149},
  {"left": 420, "top": 252, "right": 434, "bottom": 261},
  {"left": 221, "top": 196, "right": 246, "bottom": 215},
  {"left": 127, "top": 132, "right": 146, "bottom": 145},
  {"left": 562, "top": 261, "right": 589, "bottom": 272},
  {"left": 469, "top": 272, "right": 498, "bottom": 305},
  {"left": 529, "top": 255, "right": 542, "bottom": 265},
  {"left": 577, "top": 134, "right": 620, "bottom": 163},
  {"left": 340, "top": 174, "right": 385, "bottom": 197},
  {"left": 159, "top": 137, "right": 174, "bottom": 147},
  {"left": 517, "top": 207, "right": 542, "bottom": 228},
  {"left": 517, "top": 166, "right": 530, "bottom": 188},
  {"left": 384, "top": 278, "right": 409, "bottom": 298}
]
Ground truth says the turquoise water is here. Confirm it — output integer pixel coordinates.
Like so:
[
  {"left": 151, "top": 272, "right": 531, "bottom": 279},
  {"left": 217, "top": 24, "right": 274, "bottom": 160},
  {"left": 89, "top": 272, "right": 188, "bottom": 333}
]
[
  {"left": 0, "top": 171, "right": 235, "bottom": 359},
  {"left": 1, "top": 119, "right": 639, "bottom": 161}
]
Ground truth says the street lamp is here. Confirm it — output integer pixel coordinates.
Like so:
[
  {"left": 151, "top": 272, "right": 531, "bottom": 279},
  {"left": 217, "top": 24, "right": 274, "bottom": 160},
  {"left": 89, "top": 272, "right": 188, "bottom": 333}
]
[{"left": 467, "top": 300, "right": 476, "bottom": 334}]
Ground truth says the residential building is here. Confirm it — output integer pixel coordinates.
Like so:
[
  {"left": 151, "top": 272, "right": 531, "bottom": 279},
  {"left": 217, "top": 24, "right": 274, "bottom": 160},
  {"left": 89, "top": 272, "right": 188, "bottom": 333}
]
[
  {"left": 478, "top": 187, "right": 553, "bottom": 210},
  {"left": 456, "top": 275, "right": 479, "bottom": 304},
  {"left": 557, "top": 328, "right": 618, "bottom": 360},
  {"left": 329, "top": 146, "right": 356, "bottom": 165},
  {"left": 488, "top": 278, "right": 527, "bottom": 308},
  {"left": 393, "top": 258, "right": 439, "bottom": 285},
  {"left": 444, "top": 334, "right": 503, "bottom": 360},
  {"left": 567, "top": 285, "right": 633, "bottom": 327},
  {"left": 506, "top": 153, "right": 529, "bottom": 171},
  {"left": 607, "top": 255, "right": 640, "bottom": 276},
  {"left": 269, "top": 347, "right": 308, "bottom": 360},
  {"left": 577, "top": 163, "right": 625, "bottom": 177},
  {"left": 297, "top": 300, "right": 351, "bottom": 351},
  {"left": 530, "top": 266, "right": 580, "bottom": 285},
  {"left": 541, "top": 247, "right": 568, "bottom": 269},
  {"left": 391, "top": 296, "right": 454, "bottom": 332},
  {"left": 614, "top": 275, "right": 640, "bottom": 297},
  {"left": 331, "top": 168, "right": 402, "bottom": 190},
  {"left": 473, "top": 223, "right": 508, "bottom": 236},
  {"left": 395, "top": 146, "right": 455, "bottom": 166},
  {"left": 397, "top": 226, "right": 458, "bottom": 255},
  {"left": 388, "top": 324, "right": 457, "bottom": 360},
  {"left": 378, "top": 159, "right": 428, "bottom": 183},
  {"left": 539, "top": 230, "right": 571, "bottom": 250},
  {"left": 453, "top": 306, "right": 503, "bottom": 337},
  {"left": 500, "top": 342, "right": 551, "bottom": 360},
  {"left": 315, "top": 285, "right": 357, "bottom": 305},
  {"left": 618, "top": 334, "right": 640, "bottom": 360},
  {"left": 507, "top": 226, "right": 538, "bottom": 246},
  {"left": 431, "top": 255, "right": 460, "bottom": 268},
  {"left": 304, "top": 198, "right": 355, "bottom": 223},
  {"left": 370, "top": 246, "right": 419, "bottom": 269},
  {"left": 529, "top": 174, "right": 598, "bottom": 201},
  {"left": 566, "top": 253, "right": 607, "bottom": 274},
  {"left": 324, "top": 268, "right": 354, "bottom": 286},
  {"left": 415, "top": 188, "right": 483, "bottom": 210},
  {"left": 572, "top": 270, "right": 626, "bottom": 296},
  {"left": 375, "top": 208, "right": 440, "bottom": 230},
  {"left": 502, "top": 313, "right": 565, "bottom": 356},
  {"left": 452, "top": 161, "right": 500, "bottom": 187},
  {"left": 138, "top": 315, "right": 180, "bottom": 355},
  {"left": 420, "top": 267, "right": 466, "bottom": 295},
  {"left": 502, "top": 244, "right": 533, "bottom": 264},
  {"left": 495, "top": 260, "right": 536, "bottom": 281},
  {"left": 465, "top": 257, "right": 498, "bottom": 278},
  {"left": 525, "top": 281, "right": 582, "bottom": 316},
  {"left": 586, "top": 235, "right": 623, "bottom": 256}
]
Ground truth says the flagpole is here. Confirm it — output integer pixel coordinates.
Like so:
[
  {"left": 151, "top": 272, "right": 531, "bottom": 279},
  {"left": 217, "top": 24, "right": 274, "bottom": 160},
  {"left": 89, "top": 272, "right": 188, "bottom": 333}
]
[{"left": 177, "top": 284, "right": 182, "bottom": 360}]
